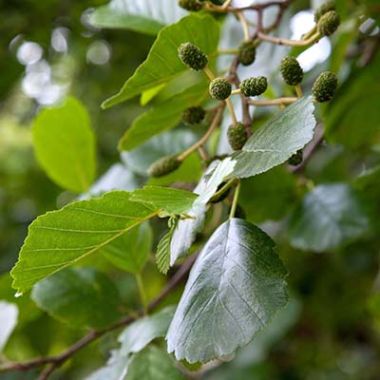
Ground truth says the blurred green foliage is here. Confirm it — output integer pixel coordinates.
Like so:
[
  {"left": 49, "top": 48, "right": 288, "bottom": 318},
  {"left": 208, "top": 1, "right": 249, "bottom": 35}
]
[{"left": 0, "top": 0, "right": 380, "bottom": 379}]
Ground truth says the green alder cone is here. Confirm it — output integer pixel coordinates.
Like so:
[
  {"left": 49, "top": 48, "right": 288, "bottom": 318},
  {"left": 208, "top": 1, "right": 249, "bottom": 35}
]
[
  {"left": 280, "top": 57, "right": 304, "bottom": 86},
  {"left": 178, "top": 0, "right": 203, "bottom": 11},
  {"left": 209, "top": 78, "right": 232, "bottom": 100},
  {"left": 238, "top": 40, "right": 256, "bottom": 66},
  {"left": 228, "top": 122, "right": 248, "bottom": 150},
  {"left": 148, "top": 155, "right": 182, "bottom": 178},
  {"left": 314, "top": 0, "right": 336, "bottom": 22},
  {"left": 288, "top": 149, "right": 303, "bottom": 166},
  {"left": 312, "top": 71, "right": 338, "bottom": 103},
  {"left": 178, "top": 42, "right": 208, "bottom": 71},
  {"left": 240, "top": 76, "right": 268, "bottom": 97},
  {"left": 318, "top": 10, "right": 340, "bottom": 36},
  {"left": 182, "top": 106, "right": 206, "bottom": 125}
]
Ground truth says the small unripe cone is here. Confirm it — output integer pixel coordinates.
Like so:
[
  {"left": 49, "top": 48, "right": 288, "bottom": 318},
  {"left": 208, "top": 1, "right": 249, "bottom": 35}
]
[
  {"left": 178, "top": 0, "right": 203, "bottom": 11},
  {"left": 318, "top": 10, "right": 340, "bottom": 36},
  {"left": 240, "top": 76, "right": 268, "bottom": 97},
  {"left": 178, "top": 42, "right": 208, "bottom": 71},
  {"left": 280, "top": 57, "right": 303, "bottom": 86},
  {"left": 148, "top": 155, "right": 181, "bottom": 178},
  {"left": 288, "top": 150, "right": 303, "bottom": 166},
  {"left": 209, "top": 0, "right": 226, "bottom": 4},
  {"left": 227, "top": 123, "right": 248, "bottom": 151},
  {"left": 238, "top": 41, "right": 256, "bottom": 66},
  {"left": 209, "top": 78, "right": 232, "bottom": 100},
  {"left": 182, "top": 106, "right": 206, "bottom": 125},
  {"left": 312, "top": 71, "right": 338, "bottom": 103},
  {"left": 314, "top": 0, "right": 335, "bottom": 22}
]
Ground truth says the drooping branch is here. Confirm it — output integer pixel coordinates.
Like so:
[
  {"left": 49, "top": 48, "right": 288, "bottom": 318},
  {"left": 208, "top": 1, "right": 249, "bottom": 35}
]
[{"left": 0, "top": 255, "right": 197, "bottom": 378}]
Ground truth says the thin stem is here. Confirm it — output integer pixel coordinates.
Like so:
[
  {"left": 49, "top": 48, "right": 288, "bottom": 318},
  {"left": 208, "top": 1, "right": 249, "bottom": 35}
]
[
  {"left": 302, "top": 25, "right": 317, "bottom": 40},
  {"left": 177, "top": 105, "right": 225, "bottom": 161},
  {"left": 237, "top": 11, "right": 250, "bottom": 41},
  {"left": 258, "top": 31, "right": 321, "bottom": 46},
  {"left": 231, "top": 89, "right": 241, "bottom": 95},
  {"left": 218, "top": 48, "right": 239, "bottom": 55},
  {"left": 203, "top": 66, "right": 215, "bottom": 81},
  {"left": 295, "top": 84, "right": 303, "bottom": 98},
  {"left": 248, "top": 97, "right": 298, "bottom": 107},
  {"left": 135, "top": 273, "right": 147, "bottom": 314},
  {"left": 0, "top": 255, "right": 197, "bottom": 377},
  {"left": 229, "top": 181, "right": 241, "bottom": 219},
  {"left": 210, "top": 178, "right": 238, "bottom": 203},
  {"left": 226, "top": 98, "right": 238, "bottom": 125}
]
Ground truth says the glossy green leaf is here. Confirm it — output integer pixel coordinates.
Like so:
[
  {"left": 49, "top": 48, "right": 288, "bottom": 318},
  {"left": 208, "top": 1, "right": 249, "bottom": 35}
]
[
  {"left": 0, "top": 301, "right": 18, "bottom": 352},
  {"left": 89, "top": 0, "right": 185, "bottom": 35},
  {"left": 288, "top": 184, "right": 369, "bottom": 252},
  {"left": 119, "top": 306, "right": 176, "bottom": 355},
  {"left": 102, "top": 14, "right": 220, "bottom": 108},
  {"left": 102, "top": 223, "right": 153, "bottom": 273},
  {"left": 86, "top": 351, "right": 131, "bottom": 380},
  {"left": 170, "top": 158, "right": 235, "bottom": 265},
  {"left": 119, "top": 81, "right": 208, "bottom": 151},
  {"left": 130, "top": 186, "right": 197, "bottom": 215},
  {"left": 32, "top": 97, "right": 96, "bottom": 193},
  {"left": 326, "top": 53, "right": 380, "bottom": 149},
  {"left": 167, "top": 218, "right": 288, "bottom": 363},
  {"left": 31, "top": 268, "right": 121, "bottom": 328},
  {"left": 11, "top": 191, "right": 157, "bottom": 293},
  {"left": 232, "top": 97, "right": 316, "bottom": 178},
  {"left": 126, "top": 346, "right": 185, "bottom": 380}
]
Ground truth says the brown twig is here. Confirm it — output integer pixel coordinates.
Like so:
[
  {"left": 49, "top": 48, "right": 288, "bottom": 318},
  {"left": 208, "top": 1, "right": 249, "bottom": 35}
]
[{"left": 0, "top": 255, "right": 196, "bottom": 378}]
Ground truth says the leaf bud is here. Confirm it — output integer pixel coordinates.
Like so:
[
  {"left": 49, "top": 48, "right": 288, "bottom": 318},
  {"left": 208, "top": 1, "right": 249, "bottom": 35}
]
[{"left": 148, "top": 155, "right": 182, "bottom": 178}]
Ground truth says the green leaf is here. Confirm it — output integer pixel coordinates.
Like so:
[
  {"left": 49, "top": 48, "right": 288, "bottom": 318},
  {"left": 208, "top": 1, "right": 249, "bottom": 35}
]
[
  {"left": 288, "top": 184, "right": 369, "bottom": 252},
  {"left": 126, "top": 346, "right": 185, "bottom": 380},
  {"left": 239, "top": 167, "right": 297, "bottom": 223},
  {"left": 32, "top": 97, "right": 96, "bottom": 193},
  {"left": 167, "top": 218, "right": 288, "bottom": 363},
  {"left": 232, "top": 97, "right": 316, "bottom": 178},
  {"left": 156, "top": 218, "right": 177, "bottom": 274},
  {"left": 86, "top": 349, "right": 131, "bottom": 380},
  {"left": 119, "top": 81, "right": 208, "bottom": 151},
  {"left": 102, "top": 223, "right": 153, "bottom": 273},
  {"left": 11, "top": 191, "right": 157, "bottom": 293},
  {"left": 170, "top": 158, "right": 235, "bottom": 265},
  {"left": 31, "top": 268, "right": 121, "bottom": 329},
  {"left": 89, "top": 0, "right": 185, "bottom": 35},
  {"left": 130, "top": 186, "right": 197, "bottom": 215},
  {"left": 102, "top": 14, "right": 220, "bottom": 108},
  {"left": 87, "top": 307, "right": 176, "bottom": 380},
  {"left": 119, "top": 306, "right": 176, "bottom": 355},
  {"left": 326, "top": 53, "right": 380, "bottom": 149},
  {"left": 0, "top": 301, "right": 18, "bottom": 352}
]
